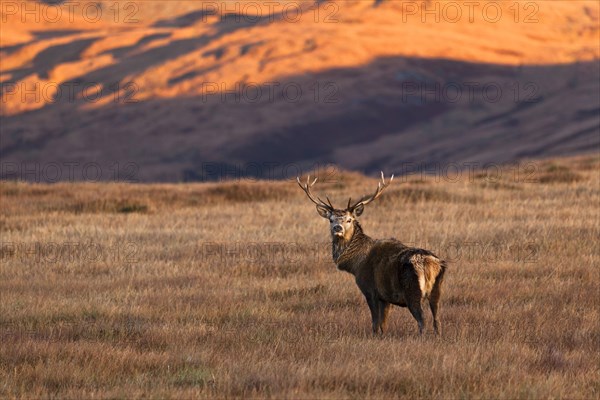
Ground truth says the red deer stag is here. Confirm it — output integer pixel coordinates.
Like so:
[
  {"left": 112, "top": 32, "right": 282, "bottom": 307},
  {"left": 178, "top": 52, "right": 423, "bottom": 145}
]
[{"left": 297, "top": 172, "right": 446, "bottom": 336}]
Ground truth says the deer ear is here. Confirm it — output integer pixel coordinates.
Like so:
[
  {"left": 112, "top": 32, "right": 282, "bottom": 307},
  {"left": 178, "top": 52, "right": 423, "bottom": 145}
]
[
  {"left": 316, "top": 205, "right": 330, "bottom": 218},
  {"left": 352, "top": 204, "right": 364, "bottom": 217}
]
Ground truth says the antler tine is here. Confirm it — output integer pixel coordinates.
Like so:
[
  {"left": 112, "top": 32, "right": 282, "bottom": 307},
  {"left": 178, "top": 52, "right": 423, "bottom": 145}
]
[
  {"left": 302, "top": 175, "right": 318, "bottom": 187},
  {"left": 349, "top": 171, "right": 395, "bottom": 209},
  {"left": 325, "top": 196, "right": 334, "bottom": 209},
  {"left": 296, "top": 175, "right": 333, "bottom": 210}
]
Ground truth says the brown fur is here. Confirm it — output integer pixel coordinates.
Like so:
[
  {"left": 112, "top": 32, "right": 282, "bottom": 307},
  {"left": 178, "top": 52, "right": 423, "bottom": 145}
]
[
  {"left": 333, "top": 220, "right": 446, "bottom": 335},
  {"left": 298, "top": 173, "right": 446, "bottom": 336}
]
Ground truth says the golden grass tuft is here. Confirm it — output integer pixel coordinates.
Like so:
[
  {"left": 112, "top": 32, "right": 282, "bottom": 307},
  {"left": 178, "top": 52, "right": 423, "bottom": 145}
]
[
  {"left": 204, "top": 182, "right": 294, "bottom": 203},
  {"left": 538, "top": 164, "right": 583, "bottom": 183}
]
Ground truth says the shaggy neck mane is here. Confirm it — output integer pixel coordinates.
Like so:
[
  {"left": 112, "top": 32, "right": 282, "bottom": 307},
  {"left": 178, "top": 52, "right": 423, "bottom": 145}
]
[{"left": 332, "top": 221, "right": 374, "bottom": 275}]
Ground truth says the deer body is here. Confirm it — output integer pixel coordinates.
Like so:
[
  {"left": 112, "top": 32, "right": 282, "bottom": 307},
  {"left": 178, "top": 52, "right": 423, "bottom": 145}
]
[{"left": 298, "top": 173, "right": 446, "bottom": 336}]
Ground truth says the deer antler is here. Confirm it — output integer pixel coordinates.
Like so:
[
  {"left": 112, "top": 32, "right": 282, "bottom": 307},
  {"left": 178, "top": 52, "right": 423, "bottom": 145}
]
[
  {"left": 349, "top": 171, "right": 394, "bottom": 210},
  {"left": 296, "top": 175, "right": 334, "bottom": 211}
]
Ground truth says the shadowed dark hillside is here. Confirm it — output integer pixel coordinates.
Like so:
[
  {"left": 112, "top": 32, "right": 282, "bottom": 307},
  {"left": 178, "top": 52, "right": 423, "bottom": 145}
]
[{"left": 1, "top": 56, "right": 598, "bottom": 181}]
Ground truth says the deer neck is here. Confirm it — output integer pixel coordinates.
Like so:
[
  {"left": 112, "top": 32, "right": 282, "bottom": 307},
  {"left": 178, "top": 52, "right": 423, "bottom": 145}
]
[{"left": 332, "top": 222, "right": 374, "bottom": 275}]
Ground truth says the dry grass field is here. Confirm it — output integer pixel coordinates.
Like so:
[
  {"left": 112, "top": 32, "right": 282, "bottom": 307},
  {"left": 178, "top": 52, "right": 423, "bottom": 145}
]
[{"left": 1, "top": 155, "right": 599, "bottom": 399}]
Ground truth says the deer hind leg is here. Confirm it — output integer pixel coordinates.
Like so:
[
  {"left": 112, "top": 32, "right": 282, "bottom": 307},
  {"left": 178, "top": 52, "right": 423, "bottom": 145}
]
[
  {"left": 406, "top": 288, "right": 425, "bottom": 335},
  {"left": 429, "top": 272, "right": 445, "bottom": 336}
]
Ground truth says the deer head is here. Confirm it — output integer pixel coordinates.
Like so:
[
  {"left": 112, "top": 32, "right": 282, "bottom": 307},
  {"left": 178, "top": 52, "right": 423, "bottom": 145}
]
[{"left": 297, "top": 172, "right": 394, "bottom": 241}]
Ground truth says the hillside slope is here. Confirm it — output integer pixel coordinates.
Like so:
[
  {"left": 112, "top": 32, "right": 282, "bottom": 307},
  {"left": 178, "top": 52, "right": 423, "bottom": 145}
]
[{"left": 1, "top": 1, "right": 599, "bottom": 181}]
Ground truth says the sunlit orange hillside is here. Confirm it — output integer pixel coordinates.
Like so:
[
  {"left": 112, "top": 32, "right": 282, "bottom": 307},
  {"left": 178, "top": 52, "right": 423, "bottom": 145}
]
[{"left": 1, "top": 1, "right": 599, "bottom": 181}]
